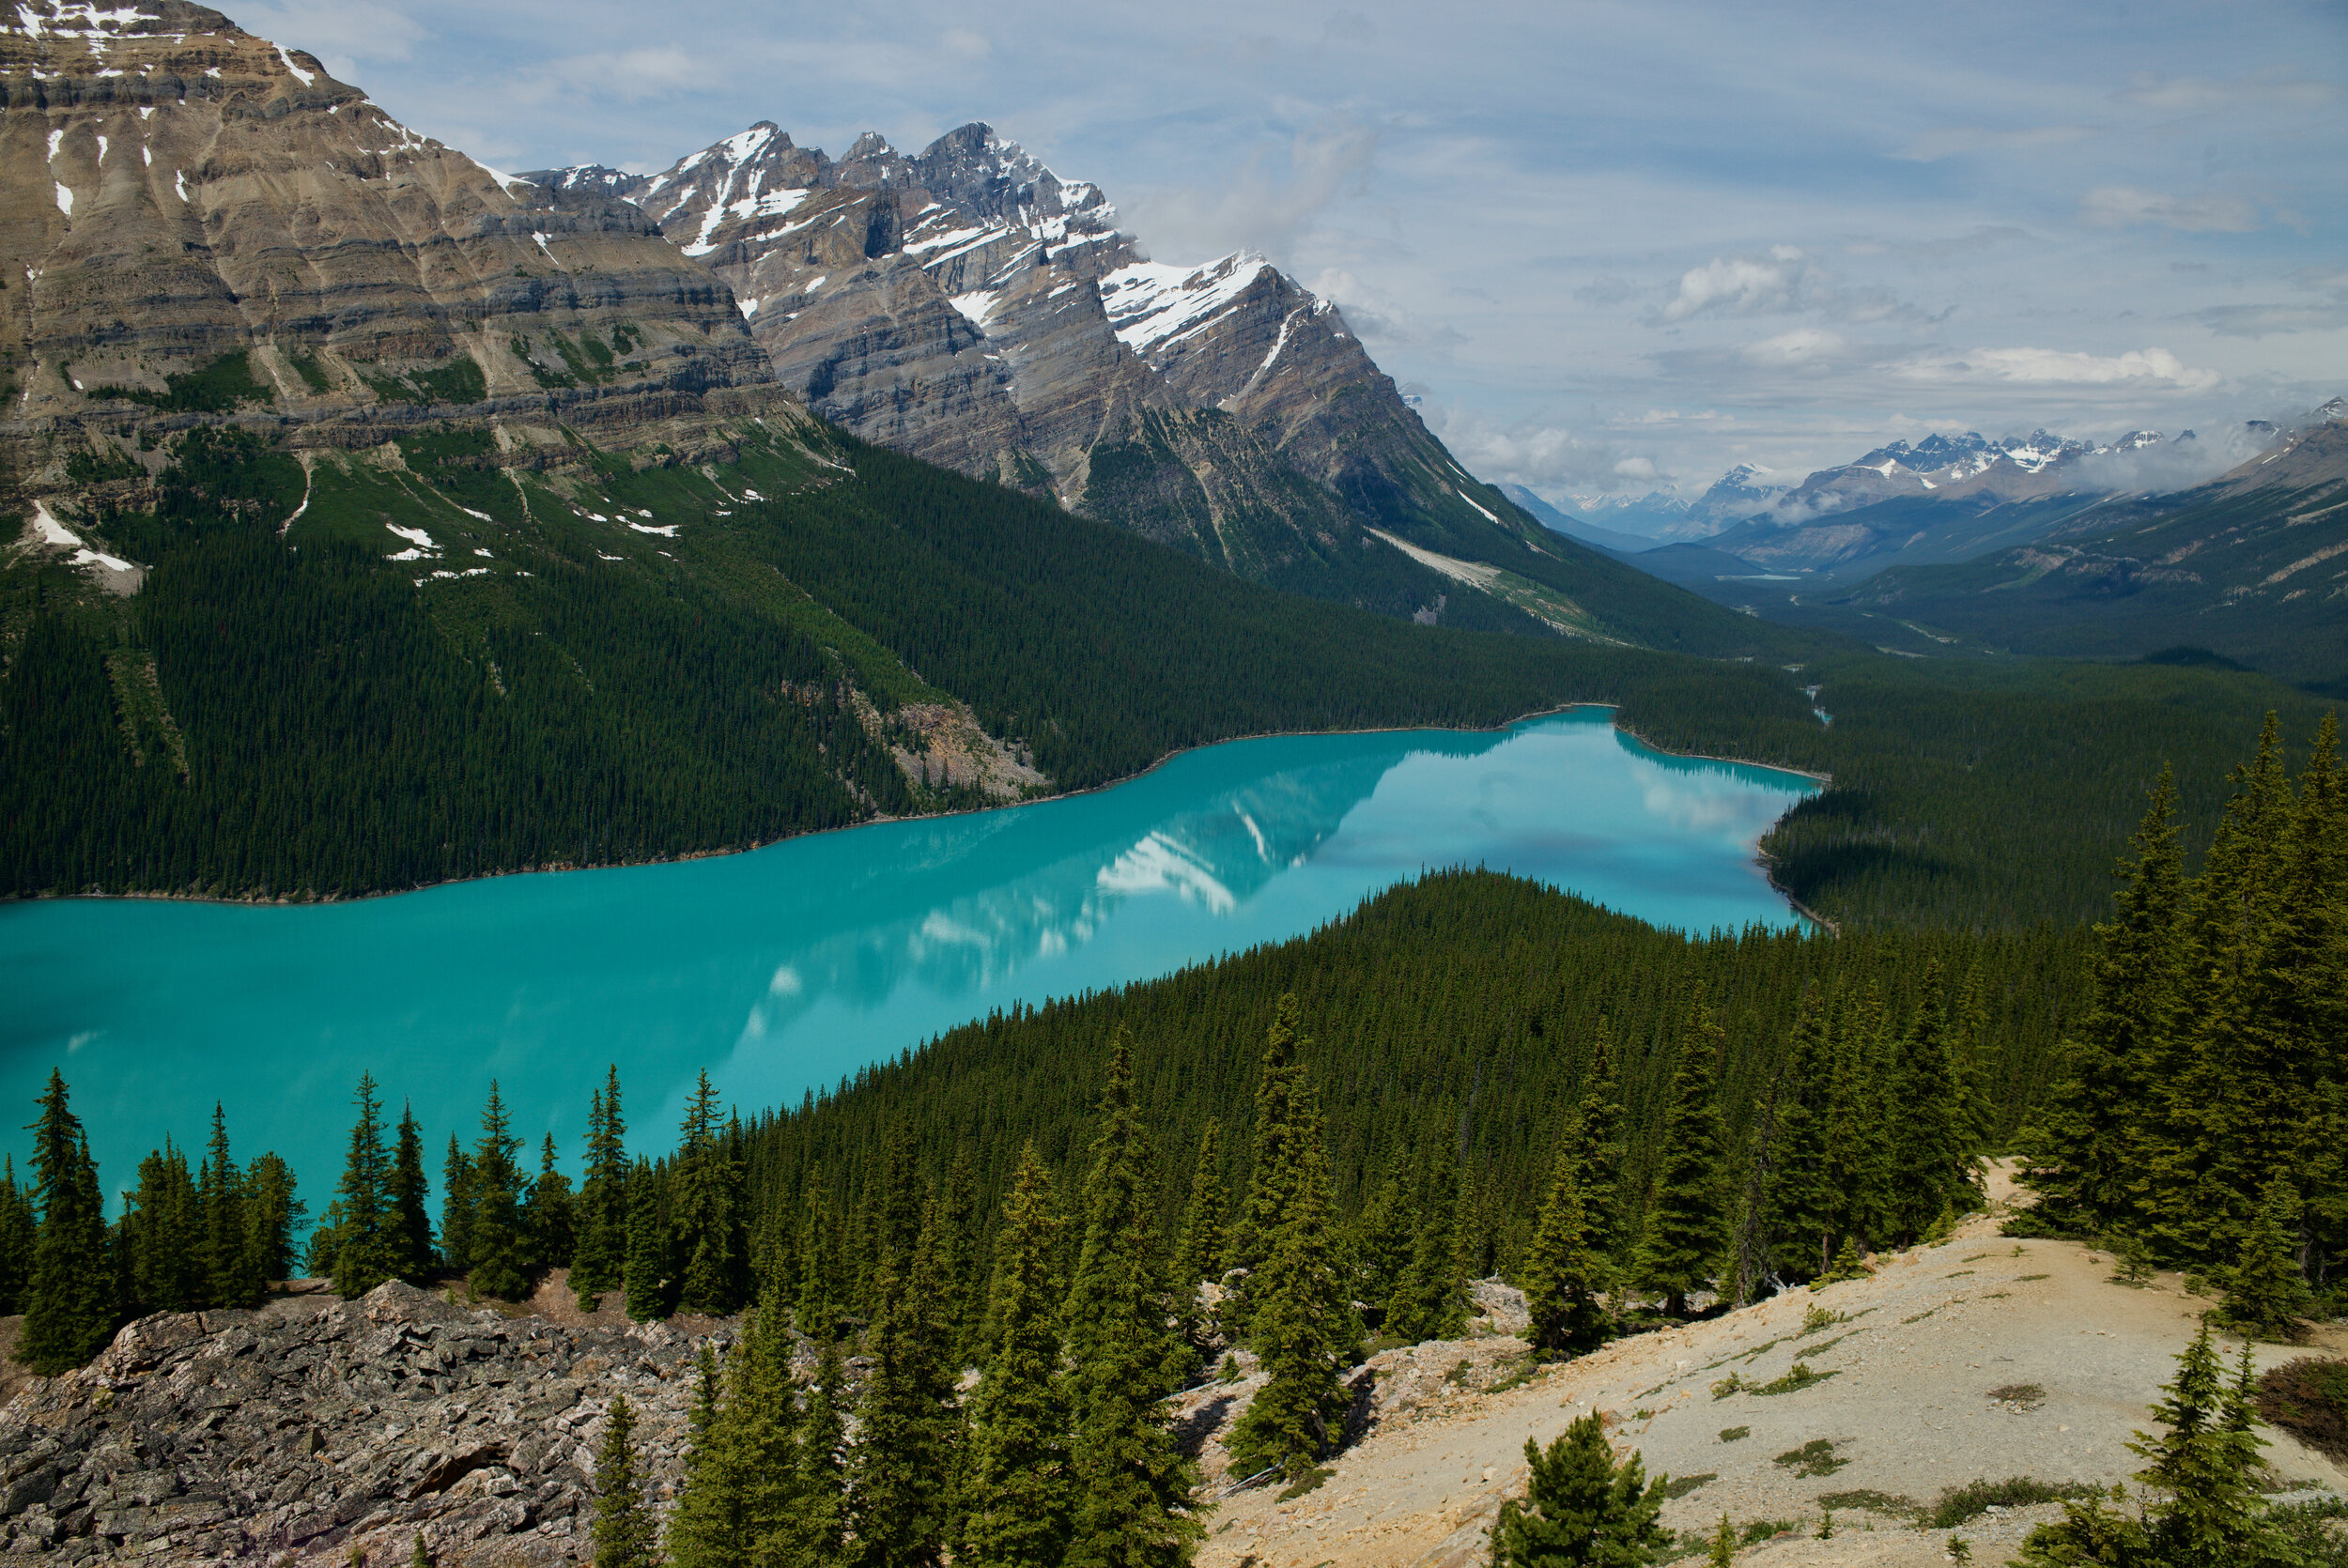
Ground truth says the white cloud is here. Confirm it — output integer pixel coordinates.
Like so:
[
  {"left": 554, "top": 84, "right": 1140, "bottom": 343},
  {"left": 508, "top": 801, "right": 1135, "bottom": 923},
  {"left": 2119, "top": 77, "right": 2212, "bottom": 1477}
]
[
  {"left": 1660, "top": 252, "right": 1805, "bottom": 322},
  {"left": 2114, "top": 72, "right": 2337, "bottom": 112},
  {"left": 1124, "top": 117, "right": 1379, "bottom": 267},
  {"left": 1613, "top": 456, "right": 1660, "bottom": 480},
  {"left": 1890, "top": 345, "right": 2219, "bottom": 392},
  {"left": 2080, "top": 186, "right": 2260, "bottom": 233},
  {"left": 1739, "top": 329, "right": 1846, "bottom": 367}
]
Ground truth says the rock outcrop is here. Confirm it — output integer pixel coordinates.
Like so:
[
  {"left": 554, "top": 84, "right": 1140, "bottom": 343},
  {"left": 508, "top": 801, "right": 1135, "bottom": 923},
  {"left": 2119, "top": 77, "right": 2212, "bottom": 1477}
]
[
  {"left": 0, "top": 1282, "right": 719, "bottom": 1565},
  {"left": 1, "top": 0, "right": 789, "bottom": 481}
]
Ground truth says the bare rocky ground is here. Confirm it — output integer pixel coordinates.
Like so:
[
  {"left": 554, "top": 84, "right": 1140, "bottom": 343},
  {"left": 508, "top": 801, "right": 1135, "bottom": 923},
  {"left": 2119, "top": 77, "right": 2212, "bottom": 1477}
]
[
  {"left": 1194, "top": 1167, "right": 2346, "bottom": 1568},
  {"left": 0, "top": 1178, "right": 2339, "bottom": 1564}
]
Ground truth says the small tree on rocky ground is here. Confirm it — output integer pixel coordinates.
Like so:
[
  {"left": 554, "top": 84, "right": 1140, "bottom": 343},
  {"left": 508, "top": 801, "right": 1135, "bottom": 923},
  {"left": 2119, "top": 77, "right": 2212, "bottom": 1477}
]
[{"left": 1488, "top": 1410, "right": 1668, "bottom": 1567}]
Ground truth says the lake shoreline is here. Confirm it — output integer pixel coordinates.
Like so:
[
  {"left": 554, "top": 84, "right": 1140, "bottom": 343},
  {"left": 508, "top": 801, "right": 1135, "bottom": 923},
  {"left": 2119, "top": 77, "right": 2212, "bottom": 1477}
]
[{"left": 5, "top": 703, "right": 1832, "bottom": 911}]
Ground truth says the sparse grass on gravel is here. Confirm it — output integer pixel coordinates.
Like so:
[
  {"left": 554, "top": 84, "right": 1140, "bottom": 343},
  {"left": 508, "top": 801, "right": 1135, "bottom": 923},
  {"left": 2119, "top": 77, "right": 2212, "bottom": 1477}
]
[
  {"left": 1719, "top": 1425, "right": 1750, "bottom": 1442},
  {"left": 1752, "top": 1360, "right": 1839, "bottom": 1396},
  {"left": 1774, "top": 1439, "right": 1848, "bottom": 1479},
  {"left": 1816, "top": 1488, "right": 1917, "bottom": 1515},
  {"left": 1926, "top": 1476, "right": 2100, "bottom": 1529},
  {"left": 1661, "top": 1472, "right": 1716, "bottom": 1499}
]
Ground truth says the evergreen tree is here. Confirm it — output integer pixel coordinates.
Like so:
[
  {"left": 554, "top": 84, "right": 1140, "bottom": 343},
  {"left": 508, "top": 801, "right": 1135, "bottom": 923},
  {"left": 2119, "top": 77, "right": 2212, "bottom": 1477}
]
[
  {"left": 849, "top": 1207, "right": 962, "bottom": 1568},
  {"left": 1228, "top": 993, "right": 1312, "bottom": 1282},
  {"left": 1761, "top": 991, "right": 1838, "bottom": 1281},
  {"left": 591, "top": 1394, "right": 661, "bottom": 1568},
  {"left": 669, "top": 1264, "right": 801, "bottom": 1568},
  {"left": 200, "top": 1103, "right": 259, "bottom": 1307},
  {"left": 1887, "top": 964, "right": 1977, "bottom": 1244},
  {"left": 383, "top": 1103, "right": 436, "bottom": 1282},
  {"left": 795, "top": 1176, "right": 840, "bottom": 1340},
  {"left": 572, "top": 1071, "right": 630, "bottom": 1305},
  {"left": 440, "top": 1134, "right": 475, "bottom": 1278},
  {"left": 1063, "top": 1038, "right": 1200, "bottom": 1568},
  {"left": 466, "top": 1083, "right": 530, "bottom": 1300},
  {"left": 1227, "top": 1020, "right": 1352, "bottom": 1481},
  {"left": 962, "top": 1145, "right": 1074, "bottom": 1568},
  {"left": 1171, "top": 1119, "right": 1228, "bottom": 1298},
  {"left": 240, "top": 1152, "right": 301, "bottom": 1289},
  {"left": 795, "top": 1337, "right": 851, "bottom": 1567},
  {"left": 2222, "top": 1181, "right": 2310, "bottom": 1342},
  {"left": 1346, "top": 1159, "right": 1415, "bottom": 1335},
  {"left": 523, "top": 1133, "right": 577, "bottom": 1274},
  {"left": 332, "top": 1075, "right": 393, "bottom": 1300},
  {"left": 123, "top": 1140, "right": 202, "bottom": 1316},
  {"left": 1631, "top": 997, "right": 1732, "bottom": 1316},
  {"left": 625, "top": 1156, "right": 671, "bottom": 1321},
  {"left": 1520, "top": 1135, "right": 1607, "bottom": 1356},
  {"left": 1569, "top": 1022, "right": 1626, "bottom": 1269},
  {"left": 1386, "top": 1129, "right": 1466, "bottom": 1343},
  {"left": 17, "top": 1072, "right": 115, "bottom": 1375},
  {"left": 934, "top": 1147, "right": 982, "bottom": 1366},
  {"left": 0, "top": 1159, "right": 38, "bottom": 1316},
  {"left": 673, "top": 1072, "right": 749, "bottom": 1315},
  {"left": 1489, "top": 1413, "right": 1669, "bottom": 1568}
]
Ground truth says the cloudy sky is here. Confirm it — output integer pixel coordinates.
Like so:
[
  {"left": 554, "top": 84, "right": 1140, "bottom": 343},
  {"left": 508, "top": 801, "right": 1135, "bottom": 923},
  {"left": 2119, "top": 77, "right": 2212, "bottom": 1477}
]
[{"left": 248, "top": 0, "right": 2346, "bottom": 505}]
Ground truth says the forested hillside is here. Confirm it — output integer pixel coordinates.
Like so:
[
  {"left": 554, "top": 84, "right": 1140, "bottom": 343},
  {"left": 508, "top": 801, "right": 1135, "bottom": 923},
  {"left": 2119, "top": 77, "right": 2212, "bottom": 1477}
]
[{"left": 3, "top": 418, "right": 2325, "bottom": 930}]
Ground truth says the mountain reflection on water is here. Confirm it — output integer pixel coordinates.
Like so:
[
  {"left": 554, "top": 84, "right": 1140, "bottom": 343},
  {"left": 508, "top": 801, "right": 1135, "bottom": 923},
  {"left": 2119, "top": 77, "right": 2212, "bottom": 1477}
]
[{"left": 0, "top": 711, "right": 1813, "bottom": 1206}]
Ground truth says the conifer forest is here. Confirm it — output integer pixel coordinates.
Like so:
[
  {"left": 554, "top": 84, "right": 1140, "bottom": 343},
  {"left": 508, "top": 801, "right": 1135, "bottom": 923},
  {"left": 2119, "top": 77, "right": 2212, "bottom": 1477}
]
[{"left": 2, "top": 719, "right": 2340, "bottom": 1565}]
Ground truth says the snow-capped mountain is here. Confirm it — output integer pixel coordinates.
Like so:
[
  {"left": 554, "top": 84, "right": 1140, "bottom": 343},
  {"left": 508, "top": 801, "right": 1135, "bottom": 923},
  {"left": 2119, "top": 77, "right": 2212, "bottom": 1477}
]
[
  {"left": 1573, "top": 464, "right": 1788, "bottom": 541},
  {"left": 530, "top": 124, "right": 1550, "bottom": 599}
]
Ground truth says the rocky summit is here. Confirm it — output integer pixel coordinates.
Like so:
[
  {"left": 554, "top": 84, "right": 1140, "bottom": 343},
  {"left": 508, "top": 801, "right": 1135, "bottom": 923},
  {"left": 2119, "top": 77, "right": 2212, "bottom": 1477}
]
[
  {"left": 1, "top": 0, "right": 786, "bottom": 476},
  {"left": 533, "top": 123, "right": 1552, "bottom": 598},
  {"left": 0, "top": 1283, "right": 716, "bottom": 1565}
]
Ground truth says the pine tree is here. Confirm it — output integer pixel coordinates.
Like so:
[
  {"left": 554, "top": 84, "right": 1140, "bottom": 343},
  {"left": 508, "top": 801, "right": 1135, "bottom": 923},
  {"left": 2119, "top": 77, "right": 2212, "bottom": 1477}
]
[
  {"left": 466, "top": 1083, "right": 530, "bottom": 1300},
  {"left": 591, "top": 1393, "right": 661, "bottom": 1568},
  {"left": 1346, "top": 1160, "right": 1415, "bottom": 1335},
  {"left": 795, "top": 1176, "right": 839, "bottom": 1340},
  {"left": 934, "top": 1147, "right": 981, "bottom": 1366},
  {"left": 122, "top": 1140, "right": 200, "bottom": 1316},
  {"left": 1489, "top": 1412, "right": 1669, "bottom": 1568},
  {"left": 673, "top": 1072, "right": 749, "bottom": 1315},
  {"left": 2135, "top": 1324, "right": 2283, "bottom": 1566},
  {"left": 1171, "top": 1119, "right": 1228, "bottom": 1297},
  {"left": 795, "top": 1337, "right": 851, "bottom": 1566},
  {"left": 669, "top": 1262, "right": 801, "bottom": 1568},
  {"left": 2223, "top": 1181, "right": 2310, "bottom": 1342},
  {"left": 1760, "top": 991, "right": 1837, "bottom": 1281},
  {"left": 1707, "top": 1512, "right": 1737, "bottom": 1568},
  {"left": 1228, "top": 993, "right": 1312, "bottom": 1284},
  {"left": 440, "top": 1134, "right": 475, "bottom": 1278},
  {"left": 1520, "top": 1134, "right": 1606, "bottom": 1356},
  {"left": 240, "top": 1152, "right": 301, "bottom": 1289},
  {"left": 962, "top": 1145, "right": 1074, "bottom": 1568},
  {"left": 849, "top": 1207, "right": 962, "bottom": 1568},
  {"left": 332, "top": 1076, "right": 393, "bottom": 1300},
  {"left": 625, "top": 1156, "right": 670, "bottom": 1321},
  {"left": 1569, "top": 1022, "right": 1626, "bottom": 1269},
  {"left": 1386, "top": 1129, "right": 1466, "bottom": 1343},
  {"left": 0, "top": 1158, "right": 38, "bottom": 1315},
  {"left": 17, "top": 1071, "right": 115, "bottom": 1374},
  {"left": 572, "top": 1070, "right": 629, "bottom": 1305},
  {"left": 1227, "top": 1024, "right": 1352, "bottom": 1482},
  {"left": 1888, "top": 964, "right": 1977, "bottom": 1245},
  {"left": 1064, "top": 1038, "right": 1200, "bottom": 1568},
  {"left": 200, "top": 1103, "right": 259, "bottom": 1307},
  {"left": 1632, "top": 996, "right": 1732, "bottom": 1316},
  {"left": 383, "top": 1103, "right": 436, "bottom": 1283},
  {"left": 523, "top": 1133, "right": 577, "bottom": 1274}
]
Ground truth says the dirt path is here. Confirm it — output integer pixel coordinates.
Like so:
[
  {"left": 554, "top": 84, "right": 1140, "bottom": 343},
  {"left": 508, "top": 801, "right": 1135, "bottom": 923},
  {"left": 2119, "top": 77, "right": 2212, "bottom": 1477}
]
[{"left": 1196, "top": 1176, "right": 2346, "bottom": 1567}]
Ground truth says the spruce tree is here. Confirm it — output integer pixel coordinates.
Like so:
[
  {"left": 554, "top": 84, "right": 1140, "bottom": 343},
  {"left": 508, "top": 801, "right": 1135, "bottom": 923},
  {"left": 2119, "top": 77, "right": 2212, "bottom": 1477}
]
[
  {"left": 1171, "top": 1119, "right": 1228, "bottom": 1298},
  {"left": 124, "top": 1141, "right": 202, "bottom": 1316},
  {"left": 523, "top": 1134, "right": 577, "bottom": 1274},
  {"left": 1063, "top": 1038, "right": 1200, "bottom": 1568},
  {"left": 2135, "top": 1324, "right": 2284, "bottom": 1566},
  {"left": 796, "top": 1337, "right": 851, "bottom": 1565},
  {"left": 383, "top": 1103, "right": 436, "bottom": 1282},
  {"left": 795, "top": 1176, "right": 840, "bottom": 1340},
  {"left": 2223, "top": 1181, "right": 2310, "bottom": 1342},
  {"left": 625, "top": 1156, "right": 671, "bottom": 1321},
  {"left": 1386, "top": 1130, "right": 1466, "bottom": 1343},
  {"left": 332, "top": 1075, "right": 393, "bottom": 1300},
  {"left": 440, "top": 1134, "right": 475, "bottom": 1277},
  {"left": 669, "top": 1263, "right": 801, "bottom": 1568},
  {"left": 1632, "top": 997, "right": 1731, "bottom": 1316},
  {"left": 240, "top": 1152, "right": 302, "bottom": 1289},
  {"left": 466, "top": 1083, "right": 530, "bottom": 1300},
  {"left": 962, "top": 1145, "right": 1074, "bottom": 1568},
  {"left": 0, "top": 1158, "right": 38, "bottom": 1316},
  {"left": 672, "top": 1072, "right": 749, "bottom": 1315},
  {"left": 17, "top": 1071, "right": 115, "bottom": 1374},
  {"left": 1346, "top": 1161, "right": 1415, "bottom": 1335},
  {"left": 848, "top": 1208, "right": 962, "bottom": 1568},
  {"left": 1520, "top": 1135, "right": 1607, "bottom": 1357},
  {"left": 572, "top": 1070, "right": 629, "bottom": 1305},
  {"left": 934, "top": 1147, "right": 981, "bottom": 1366},
  {"left": 1227, "top": 1039, "right": 1352, "bottom": 1482},
  {"left": 1887, "top": 964, "right": 1976, "bottom": 1245},
  {"left": 200, "top": 1103, "right": 259, "bottom": 1307},
  {"left": 1489, "top": 1413, "right": 1669, "bottom": 1568},
  {"left": 591, "top": 1394, "right": 660, "bottom": 1568},
  {"left": 1569, "top": 1022, "right": 1626, "bottom": 1268},
  {"left": 1228, "top": 993, "right": 1311, "bottom": 1281},
  {"left": 1761, "top": 992, "right": 1837, "bottom": 1281}
]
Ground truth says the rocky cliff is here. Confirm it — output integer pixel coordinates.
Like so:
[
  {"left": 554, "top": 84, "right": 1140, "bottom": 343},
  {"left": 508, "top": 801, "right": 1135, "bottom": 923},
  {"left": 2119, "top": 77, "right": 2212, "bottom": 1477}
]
[
  {"left": 1, "top": 0, "right": 788, "bottom": 482},
  {"left": 534, "top": 123, "right": 1568, "bottom": 615}
]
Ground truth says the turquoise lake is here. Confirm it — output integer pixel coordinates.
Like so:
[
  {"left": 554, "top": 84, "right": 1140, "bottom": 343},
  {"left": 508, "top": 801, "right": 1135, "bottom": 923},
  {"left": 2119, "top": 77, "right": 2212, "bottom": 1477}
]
[{"left": 0, "top": 708, "right": 1816, "bottom": 1210}]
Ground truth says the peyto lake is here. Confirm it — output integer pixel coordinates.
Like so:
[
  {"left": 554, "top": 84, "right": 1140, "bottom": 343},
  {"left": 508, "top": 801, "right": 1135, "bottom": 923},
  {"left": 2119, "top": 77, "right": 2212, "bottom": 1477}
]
[{"left": 1, "top": 708, "right": 1816, "bottom": 1206}]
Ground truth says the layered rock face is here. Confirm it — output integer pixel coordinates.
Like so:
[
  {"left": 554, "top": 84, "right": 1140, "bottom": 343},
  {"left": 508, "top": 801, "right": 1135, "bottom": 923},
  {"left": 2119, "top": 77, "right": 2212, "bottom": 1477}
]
[
  {"left": 1, "top": 0, "right": 782, "bottom": 467},
  {"left": 0, "top": 1283, "right": 715, "bottom": 1565},
  {"left": 541, "top": 123, "right": 1548, "bottom": 590}
]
